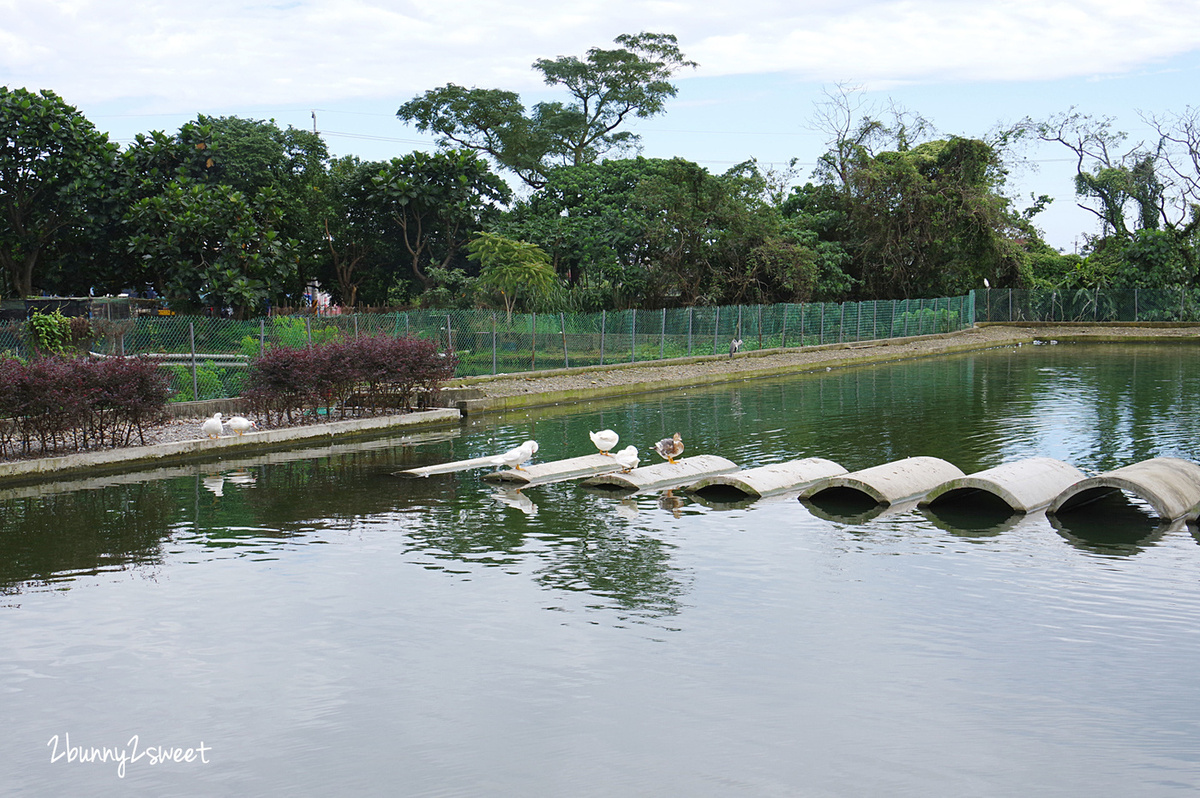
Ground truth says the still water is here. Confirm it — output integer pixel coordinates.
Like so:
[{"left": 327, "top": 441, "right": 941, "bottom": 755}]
[{"left": 3, "top": 342, "right": 1200, "bottom": 796}]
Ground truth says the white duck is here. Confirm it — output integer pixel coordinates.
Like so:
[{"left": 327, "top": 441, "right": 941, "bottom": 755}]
[
  {"left": 491, "top": 440, "right": 539, "bottom": 471},
  {"left": 201, "top": 412, "right": 224, "bottom": 439},
  {"left": 654, "top": 432, "right": 684, "bottom": 464},
  {"left": 613, "top": 445, "right": 640, "bottom": 473},
  {"left": 227, "top": 415, "right": 257, "bottom": 436},
  {"left": 589, "top": 429, "right": 619, "bottom": 455}
]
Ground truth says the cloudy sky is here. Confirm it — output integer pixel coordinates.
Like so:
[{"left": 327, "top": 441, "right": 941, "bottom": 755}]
[{"left": 5, "top": 0, "right": 1200, "bottom": 249}]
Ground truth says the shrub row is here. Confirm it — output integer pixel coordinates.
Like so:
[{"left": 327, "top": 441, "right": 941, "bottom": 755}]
[
  {"left": 0, "top": 355, "right": 172, "bottom": 457},
  {"left": 243, "top": 335, "right": 457, "bottom": 424}
]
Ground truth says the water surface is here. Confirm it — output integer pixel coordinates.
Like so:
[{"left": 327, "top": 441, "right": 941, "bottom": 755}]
[{"left": 3, "top": 342, "right": 1200, "bottom": 796}]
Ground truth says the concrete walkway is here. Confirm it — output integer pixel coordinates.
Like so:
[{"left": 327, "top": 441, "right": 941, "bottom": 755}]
[{"left": 0, "top": 408, "right": 461, "bottom": 487}]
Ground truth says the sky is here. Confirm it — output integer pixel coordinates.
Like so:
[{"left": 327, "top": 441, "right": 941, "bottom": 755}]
[{"left": 4, "top": 0, "right": 1200, "bottom": 251}]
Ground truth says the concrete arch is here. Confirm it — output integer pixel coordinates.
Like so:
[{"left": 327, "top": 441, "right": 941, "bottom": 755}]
[
  {"left": 683, "top": 458, "right": 846, "bottom": 499},
  {"left": 920, "top": 458, "right": 1086, "bottom": 514},
  {"left": 1048, "top": 457, "right": 1200, "bottom": 522},
  {"left": 799, "top": 456, "right": 965, "bottom": 507}
]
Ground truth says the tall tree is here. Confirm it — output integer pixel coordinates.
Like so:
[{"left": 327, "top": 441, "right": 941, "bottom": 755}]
[
  {"left": 397, "top": 33, "right": 695, "bottom": 187},
  {"left": 0, "top": 87, "right": 120, "bottom": 298}
]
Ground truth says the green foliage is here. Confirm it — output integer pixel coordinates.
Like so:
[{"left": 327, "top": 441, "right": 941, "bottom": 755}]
[
  {"left": 24, "top": 308, "right": 92, "bottom": 357},
  {"left": 167, "top": 361, "right": 227, "bottom": 402}
]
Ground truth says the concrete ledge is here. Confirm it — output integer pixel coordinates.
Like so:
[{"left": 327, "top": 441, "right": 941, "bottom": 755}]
[
  {"left": 1048, "top": 457, "right": 1200, "bottom": 522},
  {"left": 0, "top": 408, "right": 461, "bottom": 487},
  {"left": 452, "top": 332, "right": 1009, "bottom": 416},
  {"left": 920, "top": 457, "right": 1086, "bottom": 513}
]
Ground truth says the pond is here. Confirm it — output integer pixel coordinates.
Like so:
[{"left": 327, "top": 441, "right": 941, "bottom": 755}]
[{"left": 3, "top": 341, "right": 1200, "bottom": 796}]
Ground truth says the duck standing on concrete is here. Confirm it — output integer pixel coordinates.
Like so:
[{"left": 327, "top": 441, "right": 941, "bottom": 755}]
[
  {"left": 654, "top": 432, "right": 684, "bottom": 464},
  {"left": 201, "top": 412, "right": 224, "bottom": 439},
  {"left": 614, "top": 445, "right": 640, "bottom": 473},
  {"left": 492, "top": 440, "right": 539, "bottom": 471},
  {"left": 589, "top": 429, "right": 620, "bottom": 455},
  {"left": 227, "top": 416, "right": 257, "bottom": 436}
]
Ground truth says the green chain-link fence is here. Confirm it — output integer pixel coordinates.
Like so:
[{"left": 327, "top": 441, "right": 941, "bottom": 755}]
[
  {"left": 8, "top": 288, "right": 1200, "bottom": 402},
  {"left": 0, "top": 292, "right": 996, "bottom": 401},
  {"left": 975, "top": 287, "right": 1200, "bottom": 323}
]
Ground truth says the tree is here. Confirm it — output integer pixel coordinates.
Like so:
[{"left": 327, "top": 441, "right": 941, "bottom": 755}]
[
  {"left": 371, "top": 150, "right": 510, "bottom": 291},
  {"left": 467, "top": 232, "right": 558, "bottom": 321},
  {"left": 397, "top": 32, "right": 696, "bottom": 187},
  {"left": 125, "top": 178, "right": 298, "bottom": 317},
  {"left": 0, "top": 87, "right": 120, "bottom": 298}
]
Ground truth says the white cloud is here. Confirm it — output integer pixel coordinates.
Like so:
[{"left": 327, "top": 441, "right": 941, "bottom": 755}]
[{"left": 1, "top": 0, "right": 1199, "bottom": 110}]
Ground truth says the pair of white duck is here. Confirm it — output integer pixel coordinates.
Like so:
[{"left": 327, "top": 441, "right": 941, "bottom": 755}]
[
  {"left": 201, "top": 412, "right": 257, "bottom": 439},
  {"left": 592, "top": 430, "right": 685, "bottom": 468},
  {"left": 491, "top": 429, "right": 684, "bottom": 474}
]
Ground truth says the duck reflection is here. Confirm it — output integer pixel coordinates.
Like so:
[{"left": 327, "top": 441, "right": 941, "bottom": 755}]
[
  {"left": 614, "top": 498, "right": 639, "bottom": 519},
  {"left": 658, "top": 489, "right": 684, "bottom": 518},
  {"left": 492, "top": 489, "right": 538, "bottom": 515}
]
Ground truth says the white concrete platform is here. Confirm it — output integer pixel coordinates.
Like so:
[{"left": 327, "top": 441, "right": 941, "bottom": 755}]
[
  {"left": 1048, "top": 457, "right": 1200, "bottom": 522},
  {"left": 799, "top": 456, "right": 965, "bottom": 506},
  {"left": 920, "top": 457, "right": 1086, "bottom": 513},
  {"left": 395, "top": 454, "right": 505, "bottom": 478},
  {"left": 482, "top": 453, "right": 624, "bottom": 486},
  {"left": 581, "top": 455, "right": 739, "bottom": 492},
  {"left": 683, "top": 457, "right": 846, "bottom": 499}
]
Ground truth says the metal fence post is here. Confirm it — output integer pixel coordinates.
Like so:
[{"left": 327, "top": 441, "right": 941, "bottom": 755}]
[
  {"left": 660, "top": 307, "right": 666, "bottom": 360},
  {"left": 446, "top": 314, "right": 453, "bottom": 353},
  {"left": 757, "top": 305, "right": 763, "bottom": 350},
  {"left": 713, "top": 306, "right": 720, "bottom": 354},
  {"left": 189, "top": 321, "right": 198, "bottom": 401},
  {"left": 1134, "top": 288, "right": 1139, "bottom": 322},
  {"left": 687, "top": 306, "right": 693, "bottom": 355},
  {"left": 492, "top": 313, "right": 497, "bottom": 375},
  {"left": 354, "top": 315, "right": 359, "bottom": 339},
  {"left": 259, "top": 318, "right": 265, "bottom": 355},
  {"left": 600, "top": 309, "right": 606, "bottom": 365},
  {"left": 839, "top": 303, "right": 845, "bottom": 343},
  {"left": 820, "top": 304, "right": 825, "bottom": 345},
  {"left": 305, "top": 317, "right": 312, "bottom": 346},
  {"left": 630, "top": 310, "right": 637, "bottom": 363},
  {"left": 781, "top": 304, "right": 789, "bottom": 348},
  {"left": 531, "top": 313, "right": 537, "bottom": 370},
  {"left": 561, "top": 312, "right": 569, "bottom": 368}
]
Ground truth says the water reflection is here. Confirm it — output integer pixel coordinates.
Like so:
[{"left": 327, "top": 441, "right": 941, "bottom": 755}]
[
  {"left": 0, "top": 482, "right": 174, "bottom": 594},
  {"left": 1049, "top": 490, "right": 1169, "bottom": 556},
  {"left": 919, "top": 490, "right": 1025, "bottom": 538}
]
